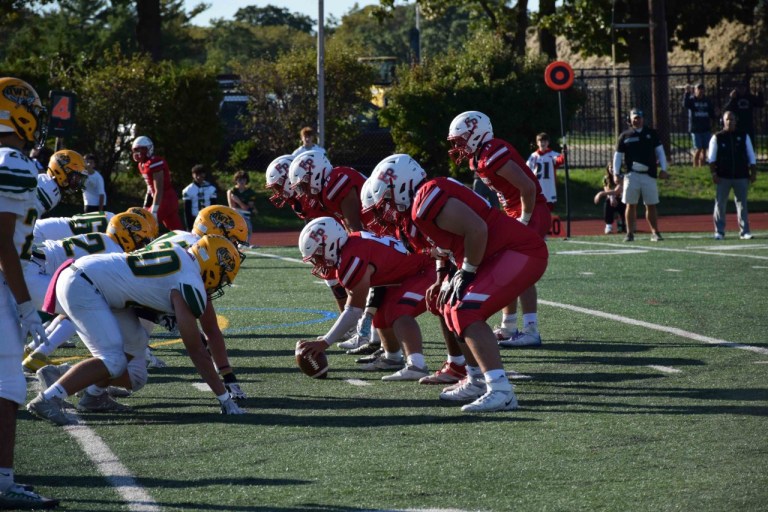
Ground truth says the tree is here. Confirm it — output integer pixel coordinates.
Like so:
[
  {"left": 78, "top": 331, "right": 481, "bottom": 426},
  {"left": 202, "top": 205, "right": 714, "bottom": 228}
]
[
  {"left": 233, "top": 5, "right": 313, "bottom": 33},
  {"left": 379, "top": 31, "right": 580, "bottom": 179}
]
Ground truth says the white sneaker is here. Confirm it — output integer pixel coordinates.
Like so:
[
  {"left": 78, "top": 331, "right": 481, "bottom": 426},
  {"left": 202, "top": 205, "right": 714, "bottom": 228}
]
[
  {"left": 740, "top": 232, "right": 753, "bottom": 240},
  {"left": 360, "top": 355, "right": 405, "bottom": 371},
  {"left": 439, "top": 379, "right": 486, "bottom": 401},
  {"left": 146, "top": 351, "right": 167, "bottom": 369},
  {"left": 714, "top": 232, "right": 724, "bottom": 240},
  {"left": 337, "top": 334, "right": 369, "bottom": 350},
  {"left": 605, "top": 224, "right": 613, "bottom": 234},
  {"left": 493, "top": 326, "right": 518, "bottom": 343},
  {"left": 381, "top": 365, "right": 429, "bottom": 381},
  {"left": 461, "top": 388, "right": 518, "bottom": 412},
  {"left": 499, "top": 328, "right": 542, "bottom": 348}
]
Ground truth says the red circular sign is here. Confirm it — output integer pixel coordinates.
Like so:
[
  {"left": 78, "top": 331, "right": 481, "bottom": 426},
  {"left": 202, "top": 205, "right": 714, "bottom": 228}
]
[{"left": 544, "top": 61, "right": 574, "bottom": 91}]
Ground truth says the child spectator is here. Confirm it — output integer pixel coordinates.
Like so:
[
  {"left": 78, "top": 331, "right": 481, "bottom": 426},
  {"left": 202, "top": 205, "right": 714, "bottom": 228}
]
[
  {"left": 594, "top": 164, "right": 626, "bottom": 234},
  {"left": 526, "top": 132, "right": 565, "bottom": 211},
  {"left": 227, "top": 170, "right": 258, "bottom": 247},
  {"left": 291, "top": 126, "right": 325, "bottom": 157},
  {"left": 182, "top": 164, "right": 217, "bottom": 230},
  {"left": 82, "top": 153, "right": 106, "bottom": 212}
]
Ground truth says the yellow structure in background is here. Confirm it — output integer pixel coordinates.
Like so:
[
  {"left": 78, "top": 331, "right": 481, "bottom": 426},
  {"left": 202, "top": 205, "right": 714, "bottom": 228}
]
[{"left": 358, "top": 56, "right": 397, "bottom": 108}]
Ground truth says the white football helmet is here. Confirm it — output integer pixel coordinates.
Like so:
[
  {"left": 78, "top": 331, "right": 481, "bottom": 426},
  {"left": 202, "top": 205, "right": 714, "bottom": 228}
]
[
  {"left": 288, "top": 150, "right": 332, "bottom": 196},
  {"left": 367, "top": 154, "right": 427, "bottom": 225},
  {"left": 447, "top": 111, "right": 493, "bottom": 164},
  {"left": 265, "top": 154, "right": 294, "bottom": 207},
  {"left": 360, "top": 177, "right": 388, "bottom": 236},
  {"left": 131, "top": 136, "right": 154, "bottom": 157},
  {"left": 298, "top": 216, "right": 348, "bottom": 278}
]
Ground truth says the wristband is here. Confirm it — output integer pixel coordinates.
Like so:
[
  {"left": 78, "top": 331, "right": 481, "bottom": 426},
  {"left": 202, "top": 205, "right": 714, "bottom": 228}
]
[
  {"left": 461, "top": 260, "right": 478, "bottom": 273},
  {"left": 436, "top": 261, "right": 449, "bottom": 274}
]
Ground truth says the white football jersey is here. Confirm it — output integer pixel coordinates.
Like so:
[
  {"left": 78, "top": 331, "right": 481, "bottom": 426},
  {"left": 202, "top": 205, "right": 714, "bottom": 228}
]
[
  {"left": 147, "top": 230, "right": 199, "bottom": 249},
  {"left": 34, "top": 211, "right": 115, "bottom": 244},
  {"left": 73, "top": 245, "right": 207, "bottom": 317},
  {"left": 36, "top": 232, "right": 124, "bottom": 275},
  {"left": 0, "top": 147, "right": 38, "bottom": 262},
  {"left": 526, "top": 150, "right": 561, "bottom": 204},
  {"left": 35, "top": 173, "right": 62, "bottom": 216}
]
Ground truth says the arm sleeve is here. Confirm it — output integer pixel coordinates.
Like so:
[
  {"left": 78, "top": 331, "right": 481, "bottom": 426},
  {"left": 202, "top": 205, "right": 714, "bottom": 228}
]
[
  {"left": 612, "top": 152, "right": 623, "bottom": 177},
  {"left": 707, "top": 135, "right": 718, "bottom": 163},
  {"left": 322, "top": 305, "right": 364, "bottom": 345},
  {"left": 655, "top": 145, "right": 668, "bottom": 171},
  {"left": 745, "top": 135, "right": 757, "bottom": 165}
]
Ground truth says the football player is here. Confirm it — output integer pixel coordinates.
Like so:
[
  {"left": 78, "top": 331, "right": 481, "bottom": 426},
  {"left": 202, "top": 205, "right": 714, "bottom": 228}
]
[
  {"left": 365, "top": 153, "right": 549, "bottom": 412},
  {"left": 448, "top": 111, "right": 551, "bottom": 347},
  {"left": 0, "top": 76, "right": 60, "bottom": 509},
  {"left": 265, "top": 154, "right": 326, "bottom": 221},
  {"left": 26, "top": 235, "right": 245, "bottom": 424},
  {"left": 33, "top": 210, "right": 115, "bottom": 245},
  {"left": 21, "top": 212, "right": 153, "bottom": 372},
  {"left": 35, "top": 148, "right": 88, "bottom": 217},
  {"left": 131, "top": 135, "right": 184, "bottom": 231},
  {"left": 142, "top": 204, "right": 249, "bottom": 400},
  {"left": 296, "top": 216, "right": 437, "bottom": 381}
]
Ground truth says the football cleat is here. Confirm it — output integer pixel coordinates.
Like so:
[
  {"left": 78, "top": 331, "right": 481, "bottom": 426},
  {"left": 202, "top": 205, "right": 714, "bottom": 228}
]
[
  {"left": 0, "top": 484, "right": 59, "bottom": 510},
  {"left": 225, "top": 382, "right": 247, "bottom": 401},
  {"left": 381, "top": 365, "right": 429, "bottom": 381},
  {"left": 419, "top": 361, "right": 466, "bottom": 385},
  {"left": 26, "top": 393, "right": 76, "bottom": 426},
  {"left": 77, "top": 392, "right": 131, "bottom": 412},
  {"left": 439, "top": 379, "right": 486, "bottom": 401}
]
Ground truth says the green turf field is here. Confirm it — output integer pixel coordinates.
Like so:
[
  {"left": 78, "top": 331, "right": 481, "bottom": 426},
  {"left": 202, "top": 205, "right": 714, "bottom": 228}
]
[{"left": 16, "top": 233, "right": 768, "bottom": 511}]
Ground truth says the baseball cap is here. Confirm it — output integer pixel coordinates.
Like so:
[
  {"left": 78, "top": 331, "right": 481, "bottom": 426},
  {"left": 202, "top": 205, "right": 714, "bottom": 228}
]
[{"left": 630, "top": 108, "right": 643, "bottom": 118}]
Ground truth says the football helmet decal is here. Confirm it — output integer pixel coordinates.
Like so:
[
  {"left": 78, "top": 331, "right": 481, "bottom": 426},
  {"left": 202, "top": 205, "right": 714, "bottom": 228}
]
[
  {"left": 126, "top": 207, "right": 159, "bottom": 238},
  {"left": 447, "top": 111, "right": 493, "bottom": 164},
  {"left": 193, "top": 205, "right": 248, "bottom": 247},
  {"left": 0, "top": 77, "right": 47, "bottom": 148},
  {"left": 298, "top": 217, "right": 348, "bottom": 279},
  {"left": 47, "top": 149, "right": 87, "bottom": 193},
  {"left": 367, "top": 154, "right": 427, "bottom": 225},
  {"left": 106, "top": 212, "right": 153, "bottom": 252},
  {"left": 190, "top": 235, "right": 241, "bottom": 299},
  {"left": 288, "top": 150, "right": 331, "bottom": 196},
  {"left": 265, "top": 154, "right": 294, "bottom": 207}
]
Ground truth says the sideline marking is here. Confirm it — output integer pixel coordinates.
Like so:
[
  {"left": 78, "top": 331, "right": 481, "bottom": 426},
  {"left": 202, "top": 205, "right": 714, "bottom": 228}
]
[
  {"left": 562, "top": 240, "right": 768, "bottom": 260},
  {"left": 664, "top": 269, "right": 682, "bottom": 272},
  {"left": 647, "top": 365, "right": 682, "bottom": 374},
  {"left": 344, "top": 379, "right": 372, "bottom": 386},
  {"left": 540, "top": 299, "right": 768, "bottom": 355},
  {"left": 64, "top": 426, "right": 159, "bottom": 511},
  {"left": 192, "top": 382, "right": 212, "bottom": 392}
]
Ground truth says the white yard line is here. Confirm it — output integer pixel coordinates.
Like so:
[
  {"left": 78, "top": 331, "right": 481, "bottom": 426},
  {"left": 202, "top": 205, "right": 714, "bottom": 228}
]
[
  {"left": 64, "top": 424, "right": 160, "bottom": 511},
  {"left": 540, "top": 299, "right": 768, "bottom": 355},
  {"left": 647, "top": 365, "right": 683, "bottom": 374},
  {"left": 560, "top": 240, "right": 768, "bottom": 260}
]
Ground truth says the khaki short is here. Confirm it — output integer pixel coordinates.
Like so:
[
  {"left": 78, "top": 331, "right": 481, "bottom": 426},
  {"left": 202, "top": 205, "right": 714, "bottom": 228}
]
[{"left": 622, "top": 172, "right": 659, "bottom": 206}]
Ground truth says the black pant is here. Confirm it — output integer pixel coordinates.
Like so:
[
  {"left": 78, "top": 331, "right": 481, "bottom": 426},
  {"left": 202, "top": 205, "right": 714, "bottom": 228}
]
[
  {"left": 604, "top": 199, "right": 626, "bottom": 230},
  {"left": 84, "top": 205, "right": 101, "bottom": 213}
]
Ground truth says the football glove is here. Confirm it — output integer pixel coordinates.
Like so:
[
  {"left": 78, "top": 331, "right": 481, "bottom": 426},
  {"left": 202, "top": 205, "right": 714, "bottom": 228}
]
[
  {"left": 437, "top": 278, "right": 453, "bottom": 306},
  {"left": 17, "top": 301, "right": 47, "bottom": 346},
  {"left": 225, "top": 382, "right": 247, "bottom": 401},
  {"left": 447, "top": 269, "right": 476, "bottom": 306},
  {"left": 220, "top": 396, "right": 246, "bottom": 415}
]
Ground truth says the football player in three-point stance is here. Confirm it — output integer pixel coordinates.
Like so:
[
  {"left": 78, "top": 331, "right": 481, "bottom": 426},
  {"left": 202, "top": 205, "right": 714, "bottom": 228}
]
[
  {"left": 21, "top": 212, "right": 154, "bottom": 372},
  {"left": 0, "top": 76, "right": 60, "bottom": 509},
  {"left": 26, "top": 235, "right": 245, "bottom": 425},
  {"left": 143, "top": 204, "right": 250, "bottom": 400},
  {"left": 34, "top": 149, "right": 88, "bottom": 218},
  {"left": 296, "top": 216, "right": 437, "bottom": 382},
  {"left": 365, "top": 153, "right": 549, "bottom": 412}
]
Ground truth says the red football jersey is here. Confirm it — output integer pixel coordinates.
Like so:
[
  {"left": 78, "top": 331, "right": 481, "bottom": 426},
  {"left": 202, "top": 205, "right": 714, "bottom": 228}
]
[
  {"left": 290, "top": 194, "right": 327, "bottom": 220},
  {"left": 411, "top": 177, "right": 548, "bottom": 264},
  {"left": 470, "top": 138, "right": 548, "bottom": 217},
  {"left": 320, "top": 167, "right": 367, "bottom": 225},
  {"left": 336, "top": 232, "right": 433, "bottom": 290},
  {"left": 138, "top": 156, "right": 176, "bottom": 199}
]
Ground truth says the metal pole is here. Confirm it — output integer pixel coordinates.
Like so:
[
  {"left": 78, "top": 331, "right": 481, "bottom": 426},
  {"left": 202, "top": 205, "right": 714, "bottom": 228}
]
[
  {"left": 557, "top": 90, "right": 571, "bottom": 239},
  {"left": 317, "top": 0, "right": 325, "bottom": 147},
  {"left": 611, "top": 0, "right": 620, "bottom": 141}
]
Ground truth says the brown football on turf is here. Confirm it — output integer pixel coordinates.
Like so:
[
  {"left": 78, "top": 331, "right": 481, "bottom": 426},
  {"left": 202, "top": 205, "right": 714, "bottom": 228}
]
[{"left": 295, "top": 343, "right": 329, "bottom": 379}]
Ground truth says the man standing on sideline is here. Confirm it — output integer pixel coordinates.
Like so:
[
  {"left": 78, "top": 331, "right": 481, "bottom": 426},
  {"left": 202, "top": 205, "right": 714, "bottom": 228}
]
[
  {"left": 182, "top": 164, "right": 217, "bottom": 231},
  {"left": 82, "top": 154, "right": 106, "bottom": 213},
  {"left": 683, "top": 83, "right": 716, "bottom": 167},
  {"left": 708, "top": 110, "right": 758, "bottom": 240},
  {"left": 132, "top": 135, "right": 183, "bottom": 231},
  {"left": 724, "top": 79, "right": 764, "bottom": 145},
  {"left": 0, "top": 76, "right": 60, "bottom": 509},
  {"left": 613, "top": 108, "right": 669, "bottom": 242}
]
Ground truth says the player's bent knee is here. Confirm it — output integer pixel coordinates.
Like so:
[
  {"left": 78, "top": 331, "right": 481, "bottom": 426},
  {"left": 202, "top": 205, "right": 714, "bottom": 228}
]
[
  {"left": 0, "top": 356, "right": 27, "bottom": 404},
  {"left": 126, "top": 357, "right": 148, "bottom": 391},
  {"left": 101, "top": 353, "right": 129, "bottom": 379}
]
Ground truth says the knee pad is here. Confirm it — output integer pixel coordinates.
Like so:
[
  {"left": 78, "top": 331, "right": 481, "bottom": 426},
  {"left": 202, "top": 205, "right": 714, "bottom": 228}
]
[
  {"left": 101, "top": 352, "right": 128, "bottom": 379},
  {"left": 126, "top": 357, "right": 148, "bottom": 392}
]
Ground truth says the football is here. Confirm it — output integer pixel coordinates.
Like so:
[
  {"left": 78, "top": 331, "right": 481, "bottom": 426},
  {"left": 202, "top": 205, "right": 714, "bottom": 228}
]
[{"left": 295, "top": 342, "right": 329, "bottom": 379}]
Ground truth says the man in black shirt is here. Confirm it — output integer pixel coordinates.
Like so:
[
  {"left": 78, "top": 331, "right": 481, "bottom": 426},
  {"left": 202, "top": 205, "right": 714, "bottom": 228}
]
[{"left": 612, "top": 108, "right": 670, "bottom": 242}]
